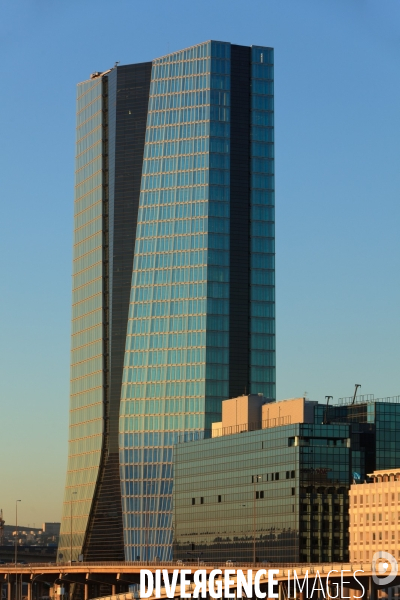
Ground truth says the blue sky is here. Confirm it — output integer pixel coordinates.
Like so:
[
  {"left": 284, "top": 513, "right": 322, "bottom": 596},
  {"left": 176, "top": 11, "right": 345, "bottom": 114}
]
[{"left": 1, "top": 0, "right": 399, "bottom": 526}]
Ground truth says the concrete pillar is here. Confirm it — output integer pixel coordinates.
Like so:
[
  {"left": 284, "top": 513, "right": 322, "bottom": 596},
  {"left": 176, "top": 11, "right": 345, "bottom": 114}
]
[
  {"left": 84, "top": 584, "right": 89, "bottom": 600},
  {"left": 369, "top": 576, "right": 376, "bottom": 600},
  {"left": 8, "top": 580, "right": 12, "bottom": 600},
  {"left": 277, "top": 581, "right": 282, "bottom": 600},
  {"left": 111, "top": 585, "right": 116, "bottom": 596},
  {"left": 27, "top": 582, "right": 32, "bottom": 600}
]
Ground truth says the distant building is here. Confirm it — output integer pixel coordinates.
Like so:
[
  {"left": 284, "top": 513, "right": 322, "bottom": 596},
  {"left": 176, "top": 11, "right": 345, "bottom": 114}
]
[
  {"left": 349, "top": 468, "right": 400, "bottom": 563},
  {"left": 42, "top": 523, "right": 60, "bottom": 536}
]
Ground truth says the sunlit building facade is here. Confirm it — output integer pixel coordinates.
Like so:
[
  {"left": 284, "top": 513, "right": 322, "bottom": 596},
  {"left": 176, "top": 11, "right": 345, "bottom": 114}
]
[
  {"left": 59, "top": 40, "right": 275, "bottom": 563},
  {"left": 58, "top": 63, "right": 152, "bottom": 562},
  {"left": 119, "top": 41, "right": 275, "bottom": 561}
]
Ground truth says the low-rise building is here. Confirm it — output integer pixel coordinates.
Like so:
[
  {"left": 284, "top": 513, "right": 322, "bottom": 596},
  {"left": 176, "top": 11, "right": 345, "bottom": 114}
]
[
  {"left": 349, "top": 468, "right": 400, "bottom": 563},
  {"left": 174, "top": 395, "right": 351, "bottom": 563},
  {"left": 174, "top": 394, "right": 400, "bottom": 564}
]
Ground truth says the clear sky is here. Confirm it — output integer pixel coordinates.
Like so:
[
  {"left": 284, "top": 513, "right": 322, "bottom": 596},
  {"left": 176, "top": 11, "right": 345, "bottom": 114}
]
[{"left": 1, "top": 0, "right": 399, "bottom": 527}]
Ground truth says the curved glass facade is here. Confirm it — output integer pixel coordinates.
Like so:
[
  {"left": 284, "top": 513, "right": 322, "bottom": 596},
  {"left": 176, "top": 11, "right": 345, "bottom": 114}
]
[
  {"left": 58, "top": 78, "right": 105, "bottom": 562},
  {"left": 119, "top": 41, "right": 275, "bottom": 561},
  {"left": 58, "top": 63, "right": 152, "bottom": 562}
]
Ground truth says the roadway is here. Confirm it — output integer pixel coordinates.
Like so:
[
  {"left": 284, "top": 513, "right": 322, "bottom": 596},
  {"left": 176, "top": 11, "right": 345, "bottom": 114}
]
[{"left": 0, "top": 561, "right": 395, "bottom": 599}]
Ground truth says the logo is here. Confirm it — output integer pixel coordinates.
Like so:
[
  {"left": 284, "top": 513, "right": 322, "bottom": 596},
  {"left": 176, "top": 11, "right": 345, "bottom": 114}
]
[
  {"left": 353, "top": 472, "right": 361, "bottom": 481},
  {"left": 372, "top": 551, "right": 398, "bottom": 586}
]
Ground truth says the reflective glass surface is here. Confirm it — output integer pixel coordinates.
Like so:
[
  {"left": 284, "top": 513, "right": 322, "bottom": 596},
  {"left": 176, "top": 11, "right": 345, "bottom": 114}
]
[
  {"left": 58, "top": 78, "right": 105, "bottom": 562},
  {"left": 249, "top": 46, "right": 275, "bottom": 398},
  {"left": 119, "top": 41, "right": 276, "bottom": 562},
  {"left": 174, "top": 423, "right": 351, "bottom": 563},
  {"left": 120, "top": 41, "right": 232, "bottom": 561}
]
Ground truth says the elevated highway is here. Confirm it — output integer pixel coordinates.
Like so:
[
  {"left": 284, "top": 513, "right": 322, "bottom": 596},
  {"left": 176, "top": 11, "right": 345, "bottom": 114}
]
[{"left": 0, "top": 561, "right": 395, "bottom": 599}]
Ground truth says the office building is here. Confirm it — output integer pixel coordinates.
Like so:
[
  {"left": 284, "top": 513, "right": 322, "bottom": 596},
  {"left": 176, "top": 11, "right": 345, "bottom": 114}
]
[
  {"left": 174, "top": 395, "right": 400, "bottom": 563},
  {"left": 174, "top": 396, "right": 351, "bottom": 563},
  {"left": 119, "top": 40, "right": 275, "bottom": 561},
  {"left": 60, "top": 40, "right": 275, "bottom": 562},
  {"left": 349, "top": 468, "right": 400, "bottom": 563}
]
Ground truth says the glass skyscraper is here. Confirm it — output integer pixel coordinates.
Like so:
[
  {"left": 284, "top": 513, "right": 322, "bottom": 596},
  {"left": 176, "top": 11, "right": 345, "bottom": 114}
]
[
  {"left": 119, "top": 41, "right": 275, "bottom": 561},
  {"left": 59, "top": 40, "right": 275, "bottom": 563}
]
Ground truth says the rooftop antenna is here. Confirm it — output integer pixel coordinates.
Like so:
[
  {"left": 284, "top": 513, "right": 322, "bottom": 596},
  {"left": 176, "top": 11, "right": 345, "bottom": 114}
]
[
  {"left": 323, "top": 396, "right": 333, "bottom": 425},
  {"left": 351, "top": 384, "right": 362, "bottom": 405},
  {"left": 114, "top": 61, "right": 120, "bottom": 68}
]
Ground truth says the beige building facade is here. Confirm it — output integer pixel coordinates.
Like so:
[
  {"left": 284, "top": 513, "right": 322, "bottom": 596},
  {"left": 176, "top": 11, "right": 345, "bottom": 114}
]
[
  {"left": 349, "top": 468, "right": 400, "bottom": 562},
  {"left": 211, "top": 395, "right": 318, "bottom": 437}
]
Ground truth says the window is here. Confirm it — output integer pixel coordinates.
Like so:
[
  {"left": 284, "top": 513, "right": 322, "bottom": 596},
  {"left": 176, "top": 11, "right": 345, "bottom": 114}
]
[
  {"left": 291, "top": 470, "right": 295, "bottom": 478},
  {"left": 218, "top": 495, "right": 222, "bottom": 503},
  {"left": 260, "top": 491, "right": 264, "bottom": 499},
  {"left": 275, "top": 472, "right": 279, "bottom": 480},
  {"left": 286, "top": 471, "right": 290, "bottom": 479},
  {"left": 360, "top": 495, "right": 363, "bottom": 505},
  {"left": 192, "top": 498, "right": 195, "bottom": 505},
  {"left": 200, "top": 497, "right": 204, "bottom": 505},
  {"left": 291, "top": 488, "right": 295, "bottom": 496}
]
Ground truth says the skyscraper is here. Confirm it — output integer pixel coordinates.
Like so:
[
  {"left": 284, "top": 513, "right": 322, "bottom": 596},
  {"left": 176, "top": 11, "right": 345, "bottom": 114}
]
[
  {"left": 59, "top": 40, "right": 275, "bottom": 563},
  {"left": 119, "top": 41, "right": 275, "bottom": 561}
]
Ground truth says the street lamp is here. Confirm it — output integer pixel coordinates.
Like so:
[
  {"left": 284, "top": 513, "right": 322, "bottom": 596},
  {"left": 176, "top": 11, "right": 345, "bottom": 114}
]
[
  {"left": 15, "top": 500, "right": 21, "bottom": 600},
  {"left": 70, "top": 492, "right": 77, "bottom": 563},
  {"left": 15, "top": 500, "right": 21, "bottom": 566}
]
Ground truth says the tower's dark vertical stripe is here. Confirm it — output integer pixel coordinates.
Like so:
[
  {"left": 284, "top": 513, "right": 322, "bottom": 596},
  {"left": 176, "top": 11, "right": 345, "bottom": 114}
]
[
  {"left": 83, "top": 63, "right": 152, "bottom": 561},
  {"left": 229, "top": 45, "right": 251, "bottom": 398},
  {"left": 109, "top": 62, "right": 152, "bottom": 451}
]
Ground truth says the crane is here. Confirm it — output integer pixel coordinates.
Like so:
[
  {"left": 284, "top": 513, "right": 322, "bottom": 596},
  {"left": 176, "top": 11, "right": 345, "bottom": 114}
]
[{"left": 351, "top": 384, "right": 362, "bottom": 405}]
